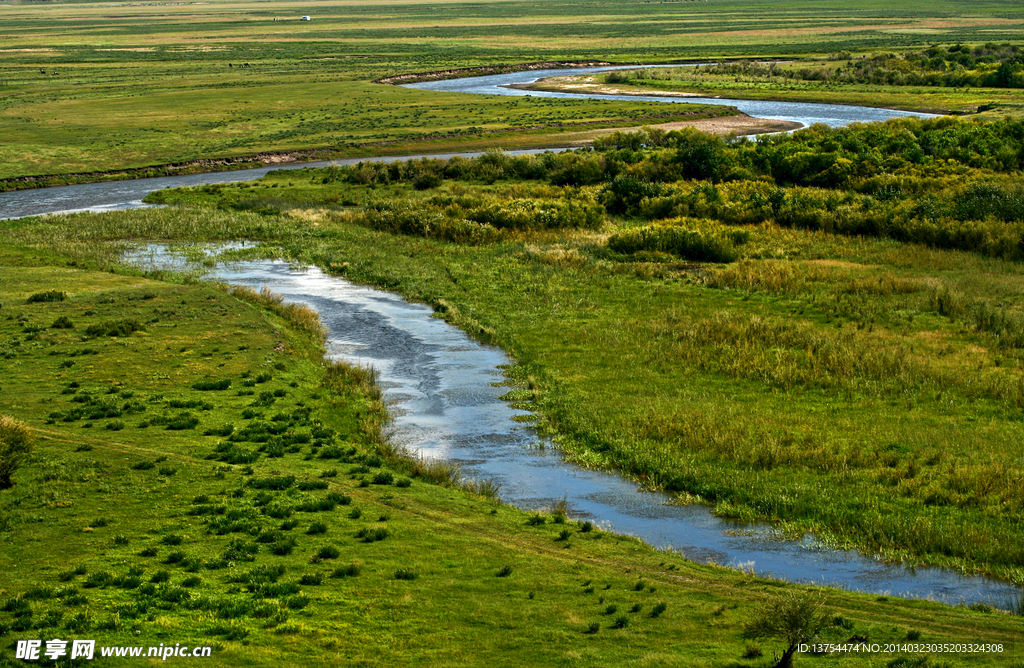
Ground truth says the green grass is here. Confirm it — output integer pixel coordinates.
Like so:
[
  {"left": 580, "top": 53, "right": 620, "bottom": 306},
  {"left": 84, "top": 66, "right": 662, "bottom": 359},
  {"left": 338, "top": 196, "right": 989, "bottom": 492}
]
[
  {"left": 3, "top": 245, "right": 1021, "bottom": 666},
  {"left": 1, "top": 0, "right": 1023, "bottom": 180}
]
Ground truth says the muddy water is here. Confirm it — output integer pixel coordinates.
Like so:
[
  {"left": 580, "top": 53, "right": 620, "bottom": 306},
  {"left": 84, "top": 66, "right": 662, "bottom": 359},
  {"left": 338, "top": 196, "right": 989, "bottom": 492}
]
[{"left": 124, "top": 245, "right": 1020, "bottom": 609}]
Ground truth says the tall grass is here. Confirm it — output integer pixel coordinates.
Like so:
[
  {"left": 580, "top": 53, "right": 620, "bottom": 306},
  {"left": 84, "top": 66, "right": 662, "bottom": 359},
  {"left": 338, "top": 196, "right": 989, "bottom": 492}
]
[{"left": 229, "top": 286, "right": 326, "bottom": 344}]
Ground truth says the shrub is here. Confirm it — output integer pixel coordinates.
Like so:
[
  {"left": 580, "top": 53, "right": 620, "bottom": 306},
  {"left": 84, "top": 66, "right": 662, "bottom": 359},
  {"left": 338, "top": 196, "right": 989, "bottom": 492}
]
[
  {"left": 650, "top": 602, "right": 667, "bottom": 618},
  {"left": 51, "top": 316, "right": 74, "bottom": 329},
  {"left": 222, "top": 538, "right": 259, "bottom": 561},
  {"left": 270, "top": 538, "right": 297, "bottom": 556},
  {"left": 0, "top": 415, "right": 33, "bottom": 489},
  {"left": 299, "top": 572, "right": 324, "bottom": 586},
  {"left": 192, "top": 379, "right": 231, "bottom": 391},
  {"left": 743, "top": 594, "right": 829, "bottom": 668},
  {"left": 356, "top": 527, "right": 388, "bottom": 543},
  {"left": 394, "top": 568, "right": 418, "bottom": 580},
  {"left": 607, "top": 219, "right": 745, "bottom": 263},
  {"left": 27, "top": 290, "right": 66, "bottom": 303},
  {"left": 497, "top": 565, "right": 513, "bottom": 577},
  {"left": 307, "top": 522, "right": 328, "bottom": 535},
  {"left": 163, "top": 412, "right": 199, "bottom": 430},
  {"left": 315, "top": 545, "right": 340, "bottom": 560},
  {"left": 612, "top": 615, "right": 629, "bottom": 629},
  {"left": 204, "top": 423, "right": 234, "bottom": 437},
  {"left": 85, "top": 319, "right": 145, "bottom": 338}
]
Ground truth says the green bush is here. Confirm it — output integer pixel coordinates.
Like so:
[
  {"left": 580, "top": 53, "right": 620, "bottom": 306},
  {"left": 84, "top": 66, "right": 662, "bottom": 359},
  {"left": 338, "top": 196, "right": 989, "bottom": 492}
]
[
  {"left": 85, "top": 319, "right": 145, "bottom": 338},
  {"left": 192, "top": 379, "right": 231, "bottom": 391},
  {"left": 608, "top": 219, "right": 746, "bottom": 263},
  {"left": 0, "top": 415, "right": 33, "bottom": 490},
  {"left": 27, "top": 290, "right": 66, "bottom": 303}
]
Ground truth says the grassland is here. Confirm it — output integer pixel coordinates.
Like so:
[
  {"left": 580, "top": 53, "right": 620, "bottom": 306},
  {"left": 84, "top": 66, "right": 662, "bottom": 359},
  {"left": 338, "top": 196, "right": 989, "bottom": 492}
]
[
  {"left": 3, "top": 240, "right": 1021, "bottom": 667},
  {"left": 1, "top": 0, "right": 1024, "bottom": 180},
  {"left": 5, "top": 1, "right": 1024, "bottom": 665}
]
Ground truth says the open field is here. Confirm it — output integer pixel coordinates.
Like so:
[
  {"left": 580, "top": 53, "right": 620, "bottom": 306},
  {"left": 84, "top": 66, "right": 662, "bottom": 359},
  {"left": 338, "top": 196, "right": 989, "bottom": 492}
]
[{"left": 1, "top": 0, "right": 1024, "bottom": 180}]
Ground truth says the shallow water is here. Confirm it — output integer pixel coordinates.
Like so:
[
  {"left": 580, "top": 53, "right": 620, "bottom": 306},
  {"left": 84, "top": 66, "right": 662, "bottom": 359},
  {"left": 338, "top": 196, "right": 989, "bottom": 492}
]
[
  {"left": 406, "top": 65, "right": 938, "bottom": 129},
  {"left": 124, "top": 245, "right": 1020, "bottom": 609}
]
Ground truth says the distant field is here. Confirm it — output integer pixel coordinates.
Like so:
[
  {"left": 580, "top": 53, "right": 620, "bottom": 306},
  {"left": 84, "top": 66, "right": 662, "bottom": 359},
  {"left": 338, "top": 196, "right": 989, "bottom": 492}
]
[{"left": 0, "top": 0, "right": 1023, "bottom": 178}]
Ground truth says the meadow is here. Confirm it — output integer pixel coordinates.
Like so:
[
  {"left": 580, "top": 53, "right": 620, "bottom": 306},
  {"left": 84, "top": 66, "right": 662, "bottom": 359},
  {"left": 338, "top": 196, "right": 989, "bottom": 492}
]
[
  {"left": 2, "top": 0, "right": 1024, "bottom": 180},
  {"left": 3, "top": 236, "right": 1021, "bottom": 667}
]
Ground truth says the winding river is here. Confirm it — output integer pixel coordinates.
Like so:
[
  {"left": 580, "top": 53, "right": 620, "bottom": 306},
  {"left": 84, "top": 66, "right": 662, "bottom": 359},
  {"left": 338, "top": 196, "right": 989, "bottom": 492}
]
[
  {"left": 405, "top": 65, "right": 937, "bottom": 129},
  {"left": 123, "top": 245, "right": 1020, "bottom": 610},
  {"left": 8, "top": 68, "right": 1015, "bottom": 608}
]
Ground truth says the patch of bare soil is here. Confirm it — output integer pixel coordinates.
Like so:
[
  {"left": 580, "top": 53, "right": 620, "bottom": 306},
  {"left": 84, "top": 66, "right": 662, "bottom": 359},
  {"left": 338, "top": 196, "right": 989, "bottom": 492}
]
[{"left": 565, "top": 113, "right": 801, "bottom": 141}]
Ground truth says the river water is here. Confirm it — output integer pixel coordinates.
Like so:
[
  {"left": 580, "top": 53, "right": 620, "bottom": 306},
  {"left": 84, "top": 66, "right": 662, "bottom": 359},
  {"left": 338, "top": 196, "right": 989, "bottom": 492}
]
[
  {"left": 123, "top": 245, "right": 1020, "bottom": 609},
  {"left": 405, "top": 65, "right": 937, "bottom": 129}
]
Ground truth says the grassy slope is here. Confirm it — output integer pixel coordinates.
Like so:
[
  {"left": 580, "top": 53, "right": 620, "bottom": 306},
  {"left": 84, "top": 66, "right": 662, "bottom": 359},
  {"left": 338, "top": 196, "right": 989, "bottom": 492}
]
[
  {"left": 1, "top": 0, "right": 1023, "bottom": 178},
  {"left": 2, "top": 244, "right": 1019, "bottom": 666}
]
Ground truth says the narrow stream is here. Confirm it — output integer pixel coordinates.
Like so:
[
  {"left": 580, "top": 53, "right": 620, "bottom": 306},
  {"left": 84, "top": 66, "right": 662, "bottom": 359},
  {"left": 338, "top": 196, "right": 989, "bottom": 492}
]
[{"left": 125, "top": 245, "right": 1020, "bottom": 610}]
